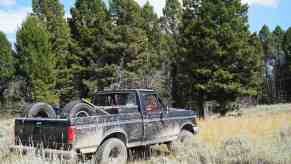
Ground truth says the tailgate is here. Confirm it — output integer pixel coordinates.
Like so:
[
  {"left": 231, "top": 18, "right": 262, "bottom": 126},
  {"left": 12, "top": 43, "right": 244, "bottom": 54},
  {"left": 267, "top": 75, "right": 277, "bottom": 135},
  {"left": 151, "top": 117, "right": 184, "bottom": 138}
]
[{"left": 15, "top": 118, "right": 71, "bottom": 150}]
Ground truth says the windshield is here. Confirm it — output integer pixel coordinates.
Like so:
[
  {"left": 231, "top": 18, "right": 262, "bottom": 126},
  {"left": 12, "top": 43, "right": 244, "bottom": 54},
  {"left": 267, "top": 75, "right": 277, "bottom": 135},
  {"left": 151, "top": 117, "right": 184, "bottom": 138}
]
[{"left": 93, "top": 92, "right": 137, "bottom": 107}]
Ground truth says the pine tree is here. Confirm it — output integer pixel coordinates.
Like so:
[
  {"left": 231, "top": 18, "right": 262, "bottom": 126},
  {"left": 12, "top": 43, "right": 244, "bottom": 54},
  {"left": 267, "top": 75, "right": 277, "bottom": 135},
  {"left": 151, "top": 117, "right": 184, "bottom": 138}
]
[
  {"left": 32, "top": 0, "right": 73, "bottom": 106},
  {"left": 179, "top": 0, "right": 262, "bottom": 115},
  {"left": 110, "top": 0, "right": 143, "bottom": 27},
  {"left": 283, "top": 28, "right": 291, "bottom": 58},
  {"left": 69, "top": 0, "right": 115, "bottom": 97},
  {"left": 0, "top": 31, "right": 14, "bottom": 103},
  {"left": 283, "top": 27, "right": 291, "bottom": 70},
  {"left": 16, "top": 16, "right": 57, "bottom": 103},
  {"left": 283, "top": 27, "right": 291, "bottom": 68},
  {"left": 273, "top": 26, "right": 285, "bottom": 58},
  {"left": 140, "top": 2, "right": 163, "bottom": 90},
  {"left": 259, "top": 25, "right": 274, "bottom": 58},
  {"left": 162, "top": 0, "right": 182, "bottom": 35},
  {"left": 258, "top": 25, "right": 277, "bottom": 104},
  {"left": 109, "top": 0, "right": 150, "bottom": 88},
  {"left": 32, "top": 0, "right": 70, "bottom": 56},
  {"left": 283, "top": 27, "right": 291, "bottom": 100},
  {"left": 161, "top": 0, "right": 182, "bottom": 105},
  {"left": 272, "top": 26, "right": 286, "bottom": 102}
]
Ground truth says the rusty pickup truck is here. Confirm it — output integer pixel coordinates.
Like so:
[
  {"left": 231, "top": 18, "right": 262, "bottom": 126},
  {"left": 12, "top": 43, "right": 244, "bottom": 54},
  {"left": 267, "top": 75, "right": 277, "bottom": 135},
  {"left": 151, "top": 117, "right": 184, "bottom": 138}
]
[{"left": 11, "top": 89, "right": 198, "bottom": 164}]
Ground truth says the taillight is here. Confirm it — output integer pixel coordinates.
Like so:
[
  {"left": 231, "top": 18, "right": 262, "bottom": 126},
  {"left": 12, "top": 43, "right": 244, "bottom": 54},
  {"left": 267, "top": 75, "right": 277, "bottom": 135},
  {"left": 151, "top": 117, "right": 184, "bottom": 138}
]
[{"left": 67, "top": 126, "right": 75, "bottom": 144}]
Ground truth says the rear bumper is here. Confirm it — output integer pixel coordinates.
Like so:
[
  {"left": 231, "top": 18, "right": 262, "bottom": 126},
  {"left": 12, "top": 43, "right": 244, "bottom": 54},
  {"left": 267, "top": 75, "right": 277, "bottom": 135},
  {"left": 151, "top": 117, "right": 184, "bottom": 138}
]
[{"left": 9, "top": 145, "right": 78, "bottom": 160}]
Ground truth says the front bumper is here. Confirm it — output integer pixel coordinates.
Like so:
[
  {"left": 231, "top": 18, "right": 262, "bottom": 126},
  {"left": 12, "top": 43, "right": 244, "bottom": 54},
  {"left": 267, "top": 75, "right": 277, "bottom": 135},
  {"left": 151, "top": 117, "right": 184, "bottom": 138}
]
[{"left": 10, "top": 145, "right": 78, "bottom": 160}]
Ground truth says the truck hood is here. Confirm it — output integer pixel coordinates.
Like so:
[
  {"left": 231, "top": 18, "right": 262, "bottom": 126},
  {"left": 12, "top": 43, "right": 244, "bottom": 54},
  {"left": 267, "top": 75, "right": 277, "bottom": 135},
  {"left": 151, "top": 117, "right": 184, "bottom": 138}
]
[
  {"left": 169, "top": 107, "right": 187, "bottom": 111},
  {"left": 169, "top": 107, "right": 197, "bottom": 116}
]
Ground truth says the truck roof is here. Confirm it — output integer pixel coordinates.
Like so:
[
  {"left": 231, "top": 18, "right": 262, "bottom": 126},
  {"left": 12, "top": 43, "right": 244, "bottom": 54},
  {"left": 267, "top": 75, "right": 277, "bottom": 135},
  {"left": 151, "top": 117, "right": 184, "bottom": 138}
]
[{"left": 97, "top": 89, "right": 154, "bottom": 93}]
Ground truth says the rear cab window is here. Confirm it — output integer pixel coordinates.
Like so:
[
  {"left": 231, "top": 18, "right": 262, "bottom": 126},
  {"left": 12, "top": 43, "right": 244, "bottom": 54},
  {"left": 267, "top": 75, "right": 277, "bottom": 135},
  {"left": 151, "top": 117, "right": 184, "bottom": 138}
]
[{"left": 93, "top": 92, "right": 139, "bottom": 114}]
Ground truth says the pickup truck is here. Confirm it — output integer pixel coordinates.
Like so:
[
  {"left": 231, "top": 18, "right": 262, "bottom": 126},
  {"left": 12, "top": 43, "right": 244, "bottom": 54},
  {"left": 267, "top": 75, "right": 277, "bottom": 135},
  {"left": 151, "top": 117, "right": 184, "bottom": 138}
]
[{"left": 11, "top": 89, "right": 198, "bottom": 164}]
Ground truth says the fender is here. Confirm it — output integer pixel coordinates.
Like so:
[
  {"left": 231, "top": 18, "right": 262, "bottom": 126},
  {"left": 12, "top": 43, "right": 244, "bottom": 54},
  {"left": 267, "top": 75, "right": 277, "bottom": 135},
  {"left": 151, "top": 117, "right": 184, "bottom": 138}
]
[{"left": 100, "top": 128, "right": 128, "bottom": 146}]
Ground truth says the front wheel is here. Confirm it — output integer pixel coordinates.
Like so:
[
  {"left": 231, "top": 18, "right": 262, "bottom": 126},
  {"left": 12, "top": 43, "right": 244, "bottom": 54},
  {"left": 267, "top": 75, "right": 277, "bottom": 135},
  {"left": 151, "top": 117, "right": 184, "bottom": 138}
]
[
  {"left": 179, "top": 130, "right": 194, "bottom": 143},
  {"left": 167, "top": 130, "right": 193, "bottom": 152},
  {"left": 95, "top": 138, "right": 127, "bottom": 164}
]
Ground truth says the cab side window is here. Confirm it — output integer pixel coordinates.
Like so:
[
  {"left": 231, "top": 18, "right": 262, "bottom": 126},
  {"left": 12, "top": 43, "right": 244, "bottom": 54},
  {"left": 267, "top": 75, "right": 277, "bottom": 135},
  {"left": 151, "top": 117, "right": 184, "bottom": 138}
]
[{"left": 144, "top": 94, "right": 161, "bottom": 112}]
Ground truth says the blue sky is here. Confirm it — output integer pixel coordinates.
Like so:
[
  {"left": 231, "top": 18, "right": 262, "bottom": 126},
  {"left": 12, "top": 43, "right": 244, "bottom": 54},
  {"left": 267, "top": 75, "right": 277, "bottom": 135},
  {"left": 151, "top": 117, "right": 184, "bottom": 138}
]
[{"left": 0, "top": 0, "right": 290, "bottom": 44}]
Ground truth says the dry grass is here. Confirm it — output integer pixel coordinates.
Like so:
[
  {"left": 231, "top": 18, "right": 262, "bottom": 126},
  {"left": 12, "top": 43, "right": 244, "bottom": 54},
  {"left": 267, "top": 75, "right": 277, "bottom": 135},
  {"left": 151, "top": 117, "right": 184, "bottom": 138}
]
[
  {"left": 198, "top": 104, "right": 291, "bottom": 145},
  {"left": 1, "top": 104, "right": 291, "bottom": 164}
]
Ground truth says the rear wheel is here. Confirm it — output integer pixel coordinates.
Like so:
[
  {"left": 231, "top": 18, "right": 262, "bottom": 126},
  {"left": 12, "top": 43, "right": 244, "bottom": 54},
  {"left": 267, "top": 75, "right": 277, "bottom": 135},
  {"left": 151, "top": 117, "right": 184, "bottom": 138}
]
[{"left": 95, "top": 138, "right": 127, "bottom": 164}]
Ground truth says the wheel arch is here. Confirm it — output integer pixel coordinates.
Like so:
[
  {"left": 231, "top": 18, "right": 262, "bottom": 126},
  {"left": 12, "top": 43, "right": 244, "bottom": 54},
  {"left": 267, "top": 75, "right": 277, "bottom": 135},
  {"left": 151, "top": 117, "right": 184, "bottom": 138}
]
[
  {"left": 180, "top": 122, "right": 195, "bottom": 134},
  {"left": 101, "top": 129, "right": 128, "bottom": 146}
]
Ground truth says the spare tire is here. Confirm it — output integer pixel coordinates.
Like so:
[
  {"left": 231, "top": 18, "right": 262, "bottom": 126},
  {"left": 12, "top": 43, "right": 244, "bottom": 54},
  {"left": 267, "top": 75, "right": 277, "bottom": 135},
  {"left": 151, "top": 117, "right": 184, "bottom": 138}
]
[
  {"left": 25, "top": 102, "right": 57, "bottom": 118},
  {"left": 62, "top": 100, "right": 96, "bottom": 118}
]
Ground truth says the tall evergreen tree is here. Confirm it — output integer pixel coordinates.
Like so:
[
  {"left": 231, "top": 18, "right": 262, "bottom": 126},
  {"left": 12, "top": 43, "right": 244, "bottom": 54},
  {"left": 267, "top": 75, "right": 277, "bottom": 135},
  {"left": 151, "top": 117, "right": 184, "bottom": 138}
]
[
  {"left": 0, "top": 31, "right": 14, "bottom": 103},
  {"left": 162, "top": 0, "right": 182, "bottom": 35},
  {"left": 273, "top": 26, "right": 285, "bottom": 58},
  {"left": 32, "top": 0, "right": 70, "bottom": 56},
  {"left": 272, "top": 26, "right": 286, "bottom": 102},
  {"left": 69, "top": 0, "right": 115, "bottom": 97},
  {"left": 110, "top": 0, "right": 144, "bottom": 26},
  {"left": 109, "top": 0, "right": 150, "bottom": 88},
  {"left": 283, "top": 27, "right": 291, "bottom": 100},
  {"left": 283, "top": 27, "right": 291, "bottom": 65},
  {"left": 179, "top": 0, "right": 262, "bottom": 115},
  {"left": 259, "top": 25, "right": 274, "bottom": 58},
  {"left": 161, "top": 0, "right": 182, "bottom": 105},
  {"left": 16, "top": 16, "right": 57, "bottom": 103},
  {"left": 140, "top": 2, "right": 163, "bottom": 89},
  {"left": 141, "top": 2, "right": 160, "bottom": 44},
  {"left": 258, "top": 25, "right": 277, "bottom": 103},
  {"left": 32, "top": 0, "right": 73, "bottom": 106}
]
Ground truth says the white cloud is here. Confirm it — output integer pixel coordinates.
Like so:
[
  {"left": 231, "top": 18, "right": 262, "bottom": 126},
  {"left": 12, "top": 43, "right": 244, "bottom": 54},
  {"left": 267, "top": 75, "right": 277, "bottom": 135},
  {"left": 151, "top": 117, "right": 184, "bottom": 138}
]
[
  {"left": 0, "top": 7, "right": 31, "bottom": 33},
  {"left": 136, "top": 0, "right": 166, "bottom": 16},
  {"left": 65, "top": 12, "right": 71, "bottom": 19},
  {"left": 0, "top": 0, "right": 16, "bottom": 6},
  {"left": 241, "top": 0, "right": 280, "bottom": 7},
  {"left": 136, "top": 0, "right": 280, "bottom": 15}
]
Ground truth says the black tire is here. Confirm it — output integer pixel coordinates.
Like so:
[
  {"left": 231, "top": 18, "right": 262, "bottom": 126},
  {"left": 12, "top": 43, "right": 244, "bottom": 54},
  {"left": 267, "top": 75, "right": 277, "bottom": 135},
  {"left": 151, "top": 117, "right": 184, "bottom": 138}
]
[
  {"left": 62, "top": 100, "right": 95, "bottom": 118},
  {"left": 179, "top": 130, "right": 193, "bottom": 143},
  {"left": 167, "top": 130, "right": 193, "bottom": 152},
  {"left": 24, "top": 102, "right": 57, "bottom": 118},
  {"left": 95, "top": 138, "right": 127, "bottom": 164},
  {"left": 128, "top": 146, "right": 151, "bottom": 160}
]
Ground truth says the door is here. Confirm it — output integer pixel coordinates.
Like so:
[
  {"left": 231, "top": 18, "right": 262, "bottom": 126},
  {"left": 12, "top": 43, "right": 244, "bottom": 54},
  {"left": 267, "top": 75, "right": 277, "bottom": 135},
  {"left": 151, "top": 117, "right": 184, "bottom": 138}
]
[{"left": 142, "top": 93, "right": 165, "bottom": 144}]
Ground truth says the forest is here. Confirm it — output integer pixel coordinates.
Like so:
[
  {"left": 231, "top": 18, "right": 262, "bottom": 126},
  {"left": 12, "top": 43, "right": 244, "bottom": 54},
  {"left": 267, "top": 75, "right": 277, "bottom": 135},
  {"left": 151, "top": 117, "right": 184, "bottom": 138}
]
[{"left": 0, "top": 0, "right": 291, "bottom": 116}]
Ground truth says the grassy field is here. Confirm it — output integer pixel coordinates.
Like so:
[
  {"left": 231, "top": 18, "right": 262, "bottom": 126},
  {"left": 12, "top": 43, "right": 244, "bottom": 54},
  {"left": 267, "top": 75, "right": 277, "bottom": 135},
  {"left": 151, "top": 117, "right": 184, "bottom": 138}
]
[{"left": 1, "top": 104, "right": 291, "bottom": 164}]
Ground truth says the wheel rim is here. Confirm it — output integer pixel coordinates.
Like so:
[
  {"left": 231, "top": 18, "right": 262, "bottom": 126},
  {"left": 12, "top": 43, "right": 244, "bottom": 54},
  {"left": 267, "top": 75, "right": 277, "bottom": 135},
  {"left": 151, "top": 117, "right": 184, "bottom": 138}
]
[
  {"left": 75, "top": 110, "right": 89, "bottom": 117},
  {"left": 108, "top": 146, "right": 123, "bottom": 163}
]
